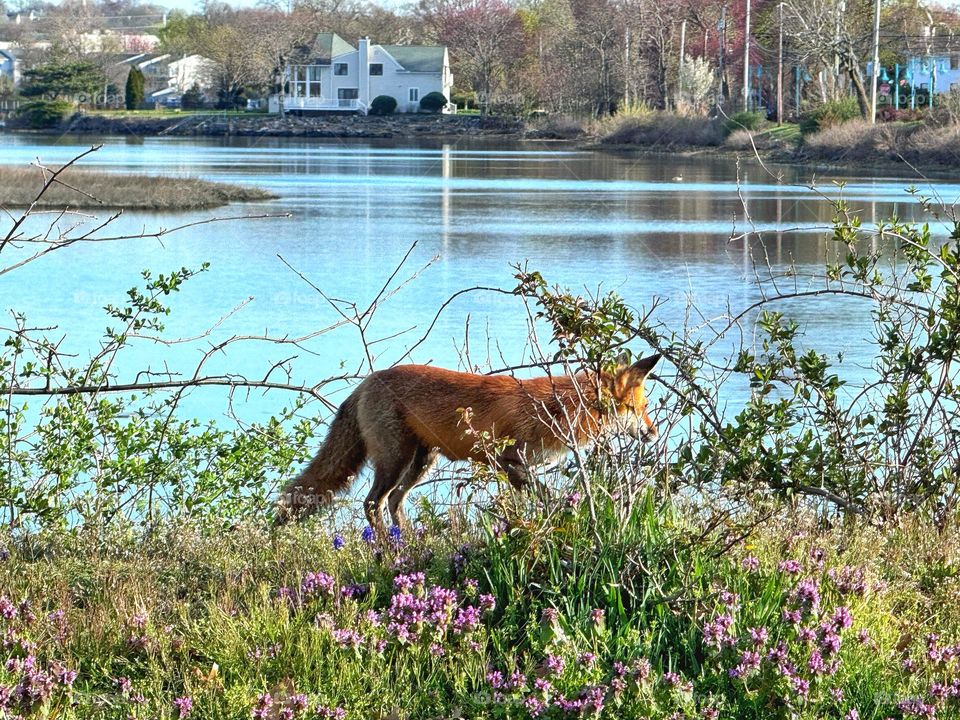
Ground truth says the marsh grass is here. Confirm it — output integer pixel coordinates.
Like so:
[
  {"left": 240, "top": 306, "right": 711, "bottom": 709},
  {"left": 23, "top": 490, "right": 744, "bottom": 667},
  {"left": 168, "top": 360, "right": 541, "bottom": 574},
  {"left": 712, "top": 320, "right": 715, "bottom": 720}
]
[
  {"left": 598, "top": 112, "right": 725, "bottom": 148},
  {"left": 801, "top": 120, "right": 960, "bottom": 167},
  {"left": 3, "top": 485, "right": 960, "bottom": 719},
  {"left": 0, "top": 167, "right": 278, "bottom": 209}
]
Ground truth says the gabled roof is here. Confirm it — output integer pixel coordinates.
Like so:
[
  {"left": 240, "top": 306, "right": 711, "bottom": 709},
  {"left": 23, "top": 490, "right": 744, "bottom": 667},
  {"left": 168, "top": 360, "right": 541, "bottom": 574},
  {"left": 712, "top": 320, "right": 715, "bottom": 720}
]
[
  {"left": 380, "top": 45, "right": 446, "bottom": 73},
  {"left": 291, "top": 32, "right": 356, "bottom": 65}
]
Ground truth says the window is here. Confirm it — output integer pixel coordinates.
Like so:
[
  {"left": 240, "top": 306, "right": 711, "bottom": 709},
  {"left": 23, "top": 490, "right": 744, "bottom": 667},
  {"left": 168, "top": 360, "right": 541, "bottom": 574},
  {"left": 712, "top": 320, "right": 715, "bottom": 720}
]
[
  {"left": 952, "top": 55, "right": 960, "bottom": 71},
  {"left": 369, "top": 63, "right": 383, "bottom": 76},
  {"left": 409, "top": 87, "right": 419, "bottom": 102},
  {"left": 290, "top": 65, "right": 321, "bottom": 98},
  {"left": 334, "top": 62, "right": 348, "bottom": 76},
  {"left": 337, "top": 87, "right": 359, "bottom": 106}
]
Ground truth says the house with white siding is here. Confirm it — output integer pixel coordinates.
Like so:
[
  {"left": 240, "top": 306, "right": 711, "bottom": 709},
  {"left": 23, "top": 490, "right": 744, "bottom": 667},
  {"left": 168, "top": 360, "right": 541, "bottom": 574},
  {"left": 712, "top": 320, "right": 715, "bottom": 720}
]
[
  {"left": 0, "top": 48, "right": 19, "bottom": 86},
  {"left": 269, "top": 33, "right": 453, "bottom": 115},
  {"left": 150, "top": 54, "right": 218, "bottom": 106}
]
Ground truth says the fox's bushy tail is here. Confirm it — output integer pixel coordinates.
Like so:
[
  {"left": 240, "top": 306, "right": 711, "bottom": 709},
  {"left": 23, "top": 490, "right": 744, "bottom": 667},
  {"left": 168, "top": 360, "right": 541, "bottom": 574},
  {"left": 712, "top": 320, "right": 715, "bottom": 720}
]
[{"left": 275, "top": 391, "right": 366, "bottom": 523}]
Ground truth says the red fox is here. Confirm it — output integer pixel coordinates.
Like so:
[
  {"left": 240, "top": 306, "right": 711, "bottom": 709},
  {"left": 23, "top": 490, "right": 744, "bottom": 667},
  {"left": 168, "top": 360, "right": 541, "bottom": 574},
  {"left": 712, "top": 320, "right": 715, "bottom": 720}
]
[{"left": 276, "top": 354, "right": 661, "bottom": 535}]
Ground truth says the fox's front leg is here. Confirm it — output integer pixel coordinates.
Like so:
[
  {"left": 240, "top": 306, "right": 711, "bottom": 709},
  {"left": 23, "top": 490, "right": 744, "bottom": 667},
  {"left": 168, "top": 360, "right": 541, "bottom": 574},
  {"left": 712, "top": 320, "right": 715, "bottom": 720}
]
[{"left": 496, "top": 446, "right": 532, "bottom": 490}]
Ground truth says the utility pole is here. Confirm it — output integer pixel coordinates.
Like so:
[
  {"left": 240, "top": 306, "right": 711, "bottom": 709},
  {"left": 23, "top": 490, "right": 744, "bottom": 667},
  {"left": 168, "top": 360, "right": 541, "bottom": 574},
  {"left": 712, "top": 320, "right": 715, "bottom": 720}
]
[
  {"left": 869, "top": 0, "right": 881, "bottom": 123},
  {"left": 624, "top": 28, "right": 631, "bottom": 107},
  {"left": 777, "top": 2, "right": 784, "bottom": 123},
  {"left": 679, "top": 19, "right": 687, "bottom": 108},
  {"left": 719, "top": 5, "right": 727, "bottom": 105},
  {"left": 743, "top": 0, "right": 751, "bottom": 111}
]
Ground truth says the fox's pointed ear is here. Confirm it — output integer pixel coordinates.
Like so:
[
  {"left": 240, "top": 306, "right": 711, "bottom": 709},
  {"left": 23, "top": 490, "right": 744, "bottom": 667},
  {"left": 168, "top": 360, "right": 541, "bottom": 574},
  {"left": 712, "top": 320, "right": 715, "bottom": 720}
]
[{"left": 631, "top": 353, "right": 662, "bottom": 380}]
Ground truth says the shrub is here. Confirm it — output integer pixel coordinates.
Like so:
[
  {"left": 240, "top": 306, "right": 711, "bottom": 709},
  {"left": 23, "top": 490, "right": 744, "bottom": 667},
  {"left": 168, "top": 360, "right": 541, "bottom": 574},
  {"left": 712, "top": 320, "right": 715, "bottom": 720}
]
[
  {"left": 877, "top": 106, "right": 925, "bottom": 123},
  {"left": 16, "top": 99, "right": 72, "bottom": 128},
  {"left": 799, "top": 97, "right": 861, "bottom": 134},
  {"left": 451, "top": 88, "right": 475, "bottom": 110},
  {"left": 724, "top": 110, "right": 766, "bottom": 135},
  {"left": 724, "top": 128, "right": 755, "bottom": 149},
  {"left": 181, "top": 84, "right": 205, "bottom": 110},
  {"left": 419, "top": 91, "right": 448, "bottom": 113},
  {"left": 124, "top": 66, "right": 145, "bottom": 110},
  {"left": 369, "top": 94, "right": 397, "bottom": 115},
  {"left": 528, "top": 114, "right": 588, "bottom": 139}
]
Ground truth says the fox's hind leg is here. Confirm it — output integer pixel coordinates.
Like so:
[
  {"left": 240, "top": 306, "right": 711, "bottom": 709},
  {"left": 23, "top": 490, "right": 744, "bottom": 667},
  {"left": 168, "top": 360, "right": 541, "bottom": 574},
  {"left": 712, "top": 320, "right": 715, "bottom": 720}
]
[
  {"left": 363, "top": 441, "right": 417, "bottom": 540},
  {"left": 388, "top": 445, "right": 438, "bottom": 531}
]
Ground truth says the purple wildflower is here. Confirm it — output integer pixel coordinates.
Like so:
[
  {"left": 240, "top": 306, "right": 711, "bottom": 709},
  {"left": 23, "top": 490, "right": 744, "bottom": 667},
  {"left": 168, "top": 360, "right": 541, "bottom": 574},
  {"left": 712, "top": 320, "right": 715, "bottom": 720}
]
[
  {"left": 393, "top": 572, "right": 426, "bottom": 592},
  {"left": 782, "top": 609, "right": 802, "bottom": 625},
  {"left": 361, "top": 526, "right": 376, "bottom": 544},
  {"left": 301, "top": 572, "right": 335, "bottom": 597},
  {"left": 478, "top": 594, "right": 496, "bottom": 612},
  {"left": 544, "top": 654, "right": 565, "bottom": 676},
  {"left": 792, "top": 677, "right": 810, "bottom": 698},
  {"left": 703, "top": 614, "right": 736, "bottom": 648},
  {"left": 742, "top": 556, "right": 760, "bottom": 571},
  {"left": 485, "top": 670, "right": 504, "bottom": 689},
  {"left": 251, "top": 692, "right": 273, "bottom": 719},
  {"left": 830, "top": 606, "right": 853, "bottom": 631},
  {"left": 778, "top": 559, "right": 802, "bottom": 574},
  {"left": 524, "top": 696, "right": 547, "bottom": 717},
  {"left": 793, "top": 578, "right": 821, "bottom": 612},
  {"left": 332, "top": 533, "right": 345, "bottom": 550},
  {"left": 748, "top": 626, "right": 769, "bottom": 647},
  {"left": 173, "top": 696, "right": 193, "bottom": 718},
  {"left": 633, "top": 658, "right": 652, "bottom": 680}
]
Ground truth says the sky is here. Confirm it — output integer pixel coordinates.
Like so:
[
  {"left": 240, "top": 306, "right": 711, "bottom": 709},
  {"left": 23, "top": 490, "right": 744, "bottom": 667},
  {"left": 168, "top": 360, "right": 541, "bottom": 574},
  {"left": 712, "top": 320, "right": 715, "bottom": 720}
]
[{"left": 23, "top": 0, "right": 960, "bottom": 22}]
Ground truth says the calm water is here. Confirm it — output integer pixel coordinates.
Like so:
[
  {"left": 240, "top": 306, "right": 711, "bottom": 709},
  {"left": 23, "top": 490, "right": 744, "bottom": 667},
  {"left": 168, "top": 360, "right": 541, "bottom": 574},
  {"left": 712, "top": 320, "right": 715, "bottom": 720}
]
[{"left": 2, "top": 133, "right": 958, "bottom": 423}]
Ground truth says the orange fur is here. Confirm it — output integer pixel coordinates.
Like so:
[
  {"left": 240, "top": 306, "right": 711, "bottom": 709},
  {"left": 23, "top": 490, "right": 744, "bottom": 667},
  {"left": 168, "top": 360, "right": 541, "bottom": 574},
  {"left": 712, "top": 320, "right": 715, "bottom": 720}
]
[{"left": 276, "top": 355, "right": 660, "bottom": 534}]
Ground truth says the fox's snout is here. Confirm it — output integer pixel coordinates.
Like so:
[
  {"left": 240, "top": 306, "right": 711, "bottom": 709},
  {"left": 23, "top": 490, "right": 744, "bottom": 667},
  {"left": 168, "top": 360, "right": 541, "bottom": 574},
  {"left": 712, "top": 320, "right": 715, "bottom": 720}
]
[{"left": 621, "top": 412, "right": 658, "bottom": 443}]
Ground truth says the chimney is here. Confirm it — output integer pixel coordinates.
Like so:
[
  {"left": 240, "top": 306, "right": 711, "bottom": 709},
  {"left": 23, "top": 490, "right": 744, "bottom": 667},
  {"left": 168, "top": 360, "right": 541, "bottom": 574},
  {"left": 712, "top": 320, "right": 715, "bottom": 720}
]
[{"left": 358, "top": 37, "right": 370, "bottom": 108}]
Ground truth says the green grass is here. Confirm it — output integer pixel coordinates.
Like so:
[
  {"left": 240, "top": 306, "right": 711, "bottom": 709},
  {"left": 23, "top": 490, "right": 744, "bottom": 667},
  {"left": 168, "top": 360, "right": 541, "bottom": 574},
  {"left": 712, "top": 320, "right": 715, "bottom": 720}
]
[
  {"left": 3, "top": 483, "right": 959, "bottom": 719},
  {"left": 762, "top": 123, "right": 802, "bottom": 142}
]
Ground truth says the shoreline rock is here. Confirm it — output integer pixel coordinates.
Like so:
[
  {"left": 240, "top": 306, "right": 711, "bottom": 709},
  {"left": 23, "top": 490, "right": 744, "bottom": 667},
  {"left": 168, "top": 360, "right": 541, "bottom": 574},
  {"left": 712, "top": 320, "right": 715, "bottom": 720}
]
[{"left": 9, "top": 112, "right": 528, "bottom": 139}]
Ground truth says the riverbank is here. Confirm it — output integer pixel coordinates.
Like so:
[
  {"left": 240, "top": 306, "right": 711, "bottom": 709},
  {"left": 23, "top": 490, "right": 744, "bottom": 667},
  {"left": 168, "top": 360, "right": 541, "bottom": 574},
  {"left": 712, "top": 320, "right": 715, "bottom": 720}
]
[
  {"left": 31, "top": 111, "right": 526, "bottom": 139},
  {"left": 0, "top": 166, "right": 277, "bottom": 209},
  {"left": 581, "top": 112, "right": 960, "bottom": 171}
]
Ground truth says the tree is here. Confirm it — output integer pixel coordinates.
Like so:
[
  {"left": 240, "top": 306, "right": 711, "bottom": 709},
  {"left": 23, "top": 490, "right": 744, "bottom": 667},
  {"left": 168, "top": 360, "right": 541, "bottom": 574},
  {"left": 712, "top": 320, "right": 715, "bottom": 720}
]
[
  {"left": 124, "top": 66, "right": 145, "bottom": 110},
  {"left": 782, "top": 0, "right": 874, "bottom": 116},
  {"left": 421, "top": 0, "right": 526, "bottom": 114},
  {"left": 20, "top": 62, "right": 105, "bottom": 106},
  {"left": 677, "top": 54, "right": 715, "bottom": 115},
  {"left": 157, "top": 11, "right": 209, "bottom": 56}
]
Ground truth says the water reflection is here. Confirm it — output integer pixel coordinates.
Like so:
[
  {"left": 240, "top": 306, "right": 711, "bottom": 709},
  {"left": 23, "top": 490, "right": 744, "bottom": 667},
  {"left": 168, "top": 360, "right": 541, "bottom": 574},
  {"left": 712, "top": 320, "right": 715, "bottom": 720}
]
[{"left": 0, "top": 133, "right": 953, "bottom": 422}]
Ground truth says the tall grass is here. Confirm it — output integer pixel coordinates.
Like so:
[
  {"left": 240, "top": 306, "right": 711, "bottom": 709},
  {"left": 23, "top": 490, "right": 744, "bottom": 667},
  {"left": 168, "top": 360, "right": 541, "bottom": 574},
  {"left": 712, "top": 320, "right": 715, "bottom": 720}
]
[
  {"left": 0, "top": 167, "right": 277, "bottom": 209},
  {"left": 801, "top": 120, "right": 960, "bottom": 167},
  {"left": 599, "top": 111, "right": 725, "bottom": 148}
]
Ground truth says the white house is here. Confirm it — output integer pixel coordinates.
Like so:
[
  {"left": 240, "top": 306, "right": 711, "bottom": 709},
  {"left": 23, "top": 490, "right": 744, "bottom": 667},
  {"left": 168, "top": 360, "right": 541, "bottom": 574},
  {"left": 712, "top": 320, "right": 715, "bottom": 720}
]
[
  {"left": 0, "top": 48, "right": 19, "bottom": 86},
  {"left": 150, "top": 54, "right": 218, "bottom": 106},
  {"left": 270, "top": 33, "right": 454, "bottom": 115}
]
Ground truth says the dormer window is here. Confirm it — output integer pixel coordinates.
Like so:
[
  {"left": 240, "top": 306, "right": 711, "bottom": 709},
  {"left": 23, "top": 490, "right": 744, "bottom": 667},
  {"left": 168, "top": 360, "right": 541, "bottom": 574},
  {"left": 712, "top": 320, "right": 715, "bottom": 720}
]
[{"left": 370, "top": 63, "right": 383, "bottom": 76}]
